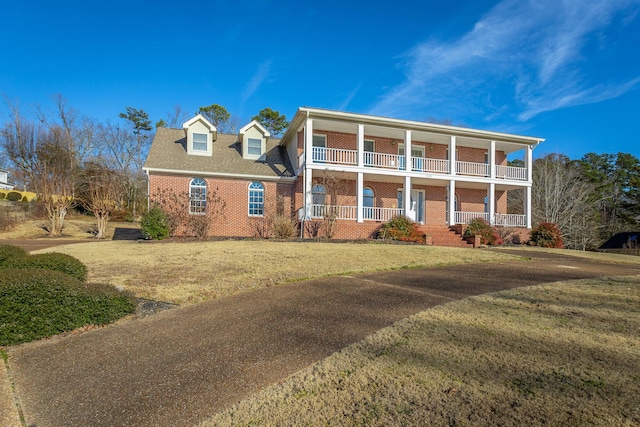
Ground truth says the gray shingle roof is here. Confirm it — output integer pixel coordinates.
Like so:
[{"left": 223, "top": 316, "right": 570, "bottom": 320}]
[{"left": 143, "top": 128, "right": 295, "bottom": 179}]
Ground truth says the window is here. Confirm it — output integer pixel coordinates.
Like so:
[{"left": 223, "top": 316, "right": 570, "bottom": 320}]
[
  {"left": 190, "top": 178, "right": 207, "bottom": 214},
  {"left": 193, "top": 133, "right": 208, "bottom": 152},
  {"left": 248, "top": 138, "right": 262, "bottom": 157},
  {"left": 364, "top": 140, "right": 375, "bottom": 166},
  {"left": 363, "top": 187, "right": 374, "bottom": 219},
  {"left": 248, "top": 182, "right": 264, "bottom": 216},
  {"left": 312, "top": 135, "right": 326, "bottom": 148},
  {"left": 311, "top": 184, "right": 326, "bottom": 217},
  {"left": 312, "top": 135, "right": 327, "bottom": 163}
]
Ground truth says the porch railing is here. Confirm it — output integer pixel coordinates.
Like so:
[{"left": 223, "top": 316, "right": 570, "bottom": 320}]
[
  {"left": 363, "top": 206, "right": 404, "bottom": 221},
  {"left": 364, "top": 152, "right": 402, "bottom": 169},
  {"left": 312, "top": 147, "right": 357, "bottom": 165},
  {"left": 495, "top": 165, "right": 527, "bottom": 181},
  {"left": 412, "top": 157, "right": 450, "bottom": 173},
  {"left": 455, "top": 211, "right": 489, "bottom": 224},
  {"left": 456, "top": 161, "right": 490, "bottom": 177},
  {"left": 455, "top": 211, "right": 527, "bottom": 227},
  {"left": 310, "top": 204, "right": 356, "bottom": 220},
  {"left": 308, "top": 148, "right": 529, "bottom": 182},
  {"left": 494, "top": 213, "right": 527, "bottom": 227},
  {"left": 310, "top": 205, "right": 404, "bottom": 221}
]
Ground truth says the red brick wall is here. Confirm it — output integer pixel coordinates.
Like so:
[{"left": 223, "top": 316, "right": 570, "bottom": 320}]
[{"left": 149, "top": 174, "right": 294, "bottom": 237}]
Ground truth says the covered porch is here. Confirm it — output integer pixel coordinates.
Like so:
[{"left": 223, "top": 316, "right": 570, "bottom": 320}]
[{"left": 301, "top": 170, "right": 531, "bottom": 228}]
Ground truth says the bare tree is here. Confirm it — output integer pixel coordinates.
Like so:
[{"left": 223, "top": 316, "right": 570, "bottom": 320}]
[
  {"left": 532, "top": 153, "right": 599, "bottom": 250},
  {"left": 2, "top": 119, "right": 76, "bottom": 236},
  {"left": 77, "top": 161, "right": 122, "bottom": 238}
]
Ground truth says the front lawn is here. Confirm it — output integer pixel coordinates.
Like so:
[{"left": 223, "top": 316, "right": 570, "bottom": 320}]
[
  {"left": 202, "top": 275, "right": 640, "bottom": 426},
  {"left": 37, "top": 240, "right": 523, "bottom": 304}
]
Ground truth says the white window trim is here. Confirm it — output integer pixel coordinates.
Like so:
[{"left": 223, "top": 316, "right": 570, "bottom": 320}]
[
  {"left": 189, "top": 178, "right": 207, "bottom": 215},
  {"left": 248, "top": 182, "right": 265, "bottom": 217}
]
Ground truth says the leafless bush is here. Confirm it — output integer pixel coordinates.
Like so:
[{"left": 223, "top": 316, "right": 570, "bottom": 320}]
[{"left": 272, "top": 215, "right": 297, "bottom": 239}]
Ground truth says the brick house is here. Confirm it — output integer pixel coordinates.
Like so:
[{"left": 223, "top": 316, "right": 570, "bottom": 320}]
[{"left": 143, "top": 108, "right": 543, "bottom": 243}]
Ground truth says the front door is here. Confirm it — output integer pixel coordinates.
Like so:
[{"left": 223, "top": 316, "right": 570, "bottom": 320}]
[{"left": 397, "top": 189, "right": 425, "bottom": 224}]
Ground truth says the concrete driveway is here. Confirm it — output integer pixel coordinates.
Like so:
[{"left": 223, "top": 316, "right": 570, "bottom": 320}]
[{"left": 3, "top": 249, "right": 639, "bottom": 426}]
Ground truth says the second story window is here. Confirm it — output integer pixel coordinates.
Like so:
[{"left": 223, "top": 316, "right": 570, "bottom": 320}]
[{"left": 247, "top": 138, "right": 262, "bottom": 156}]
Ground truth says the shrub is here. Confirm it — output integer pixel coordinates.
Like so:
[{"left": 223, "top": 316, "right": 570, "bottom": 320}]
[
  {"left": 379, "top": 216, "right": 425, "bottom": 243},
  {"left": 529, "top": 222, "right": 563, "bottom": 248},
  {"left": 463, "top": 218, "right": 502, "bottom": 245},
  {"left": 140, "top": 206, "right": 170, "bottom": 240},
  {"left": 0, "top": 192, "right": 5, "bottom": 199},
  {"left": 0, "top": 244, "right": 28, "bottom": 266},
  {"left": 6, "top": 252, "right": 88, "bottom": 281},
  {"left": 272, "top": 215, "right": 298, "bottom": 239},
  {"left": 6, "top": 191, "right": 22, "bottom": 202},
  {"left": 0, "top": 268, "right": 136, "bottom": 345}
]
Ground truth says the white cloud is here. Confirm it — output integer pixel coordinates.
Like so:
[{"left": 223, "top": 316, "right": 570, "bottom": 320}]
[
  {"left": 336, "top": 83, "right": 362, "bottom": 111},
  {"left": 370, "top": 0, "right": 640, "bottom": 123},
  {"left": 242, "top": 59, "right": 272, "bottom": 103}
]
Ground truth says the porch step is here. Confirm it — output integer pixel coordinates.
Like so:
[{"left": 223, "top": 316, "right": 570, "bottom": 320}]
[{"left": 418, "top": 225, "right": 474, "bottom": 248}]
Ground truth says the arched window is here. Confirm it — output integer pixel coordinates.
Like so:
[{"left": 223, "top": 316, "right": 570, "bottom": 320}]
[
  {"left": 189, "top": 178, "right": 207, "bottom": 214},
  {"left": 363, "top": 187, "right": 374, "bottom": 219},
  {"left": 248, "top": 182, "right": 264, "bottom": 216}
]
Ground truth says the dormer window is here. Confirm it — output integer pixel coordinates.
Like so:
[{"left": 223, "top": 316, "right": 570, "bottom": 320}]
[
  {"left": 193, "top": 133, "right": 208, "bottom": 152},
  {"left": 182, "top": 114, "right": 217, "bottom": 157},
  {"left": 247, "top": 138, "right": 262, "bottom": 156},
  {"left": 239, "top": 120, "right": 270, "bottom": 161}
]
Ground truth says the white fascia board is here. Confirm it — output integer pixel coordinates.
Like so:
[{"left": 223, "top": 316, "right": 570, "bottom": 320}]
[
  {"left": 143, "top": 167, "right": 296, "bottom": 182},
  {"left": 182, "top": 114, "right": 217, "bottom": 131},
  {"left": 239, "top": 120, "right": 270, "bottom": 137},
  {"left": 298, "top": 107, "right": 545, "bottom": 146}
]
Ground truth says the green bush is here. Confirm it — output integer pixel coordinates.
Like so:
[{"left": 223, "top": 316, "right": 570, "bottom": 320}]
[
  {"left": 0, "top": 244, "right": 28, "bottom": 266},
  {"left": 378, "top": 215, "right": 425, "bottom": 243},
  {"left": 6, "top": 252, "right": 88, "bottom": 281},
  {"left": 0, "top": 192, "right": 5, "bottom": 199},
  {"left": 463, "top": 218, "right": 502, "bottom": 245},
  {"left": 0, "top": 268, "right": 136, "bottom": 345},
  {"left": 529, "top": 222, "right": 563, "bottom": 248},
  {"left": 6, "top": 191, "right": 22, "bottom": 202},
  {"left": 140, "top": 206, "right": 170, "bottom": 240}
]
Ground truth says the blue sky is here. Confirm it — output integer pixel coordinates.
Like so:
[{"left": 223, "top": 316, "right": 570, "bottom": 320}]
[{"left": 1, "top": 0, "right": 639, "bottom": 160}]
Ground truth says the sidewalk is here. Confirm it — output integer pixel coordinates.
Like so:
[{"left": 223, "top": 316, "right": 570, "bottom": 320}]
[{"left": 5, "top": 251, "right": 638, "bottom": 426}]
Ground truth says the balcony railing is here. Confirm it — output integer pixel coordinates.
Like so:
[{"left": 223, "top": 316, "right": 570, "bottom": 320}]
[
  {"left": 456, "top": 161, "right": 490, "bottom": 177},
  {"left": 412, "top": 157, "right": 449, "bottom": 173},
  {"left": 455, "top": 211, "right": 489, "bottom": 224},
  {"left": 310, "top": 147, "right": 527, "bottom": 181},
  {"left": 312, "top": 147, "right": 357, "bottom": 165},
  {"left": 495, "top": 165, "right": 527, "bottom": 181},
  {"left": 364, "top": 152, "right": 402, "bottom": 169}
]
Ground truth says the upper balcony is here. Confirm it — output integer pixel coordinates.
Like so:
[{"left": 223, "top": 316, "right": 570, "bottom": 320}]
[{"left": 303, "top": 147, "right": 528, "bottom": 181}]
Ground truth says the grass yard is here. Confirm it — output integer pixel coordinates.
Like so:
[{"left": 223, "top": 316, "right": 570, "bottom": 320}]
[
  {"left": 35, "top": 240, "right": 522, "bottom": 304},
  {"left": 201, "top": 275, "right": 640, "bottom": 426}
]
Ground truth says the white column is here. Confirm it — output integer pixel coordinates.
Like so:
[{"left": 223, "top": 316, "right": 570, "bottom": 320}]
[
  {"left": 404, "top": 130, "right": 412, "bottom": 171},
  {"left": 525, "top": 186, "right": 532, "bottom": 228},
  {"left": 449, "top": 136, "right": 457, "bottom": 175},
  {"left": 403, "top": 175, "right": 411, "bottom": 215},
  {"left": 304, "top": 118, "right": 313, "bottom": 166},
  {"left": 526, "top": 145, "right": 533, "bottom": 182},
  {"left": 304, "top": 168, "right": 313, "bottom": 220},
  {"left": 488, "top": 183, "right": 495, "bottom": 225},
  {"left": 357, "top": 124, "right": 364, "bottom": 167},
  {"left": 448, "top": 180, "right": 456, "bottom": 225},
  {"left": 356, "top": 172, "right": 364, "bottom": 223},
  {"left": 490, "top": 140, "right": 496, "bottom": 179}
]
